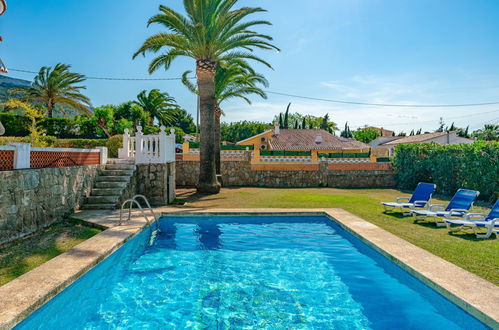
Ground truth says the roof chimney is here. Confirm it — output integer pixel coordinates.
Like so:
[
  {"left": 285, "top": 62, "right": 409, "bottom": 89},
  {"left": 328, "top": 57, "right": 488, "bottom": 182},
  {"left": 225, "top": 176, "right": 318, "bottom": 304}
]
[
  {"left": 274, "top": 123, "right": 280, "bottom": 136},
  {"left": 315, "top": 134, "right": 323, "bottom": 144}
]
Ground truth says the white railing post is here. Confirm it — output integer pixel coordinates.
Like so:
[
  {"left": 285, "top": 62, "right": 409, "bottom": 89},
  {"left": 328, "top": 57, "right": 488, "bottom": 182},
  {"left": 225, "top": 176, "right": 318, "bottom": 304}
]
[
  {"left": 96, "top": 147, "right": 108, "bottom": 165},
  {"left": 158, "top": 126, "right": 168, "bottom": 163},
  {"left": 167, "top": 128, "right": 176, "bottom": 162},
  {"left": 118, "top": 128, "right": 130, "bottom": 159},
  {"left": 135, "top": 126, "right": 144, "bottom": 164},
  {"left": 8, "top": 142, "right": 31, "bottom": 169}
]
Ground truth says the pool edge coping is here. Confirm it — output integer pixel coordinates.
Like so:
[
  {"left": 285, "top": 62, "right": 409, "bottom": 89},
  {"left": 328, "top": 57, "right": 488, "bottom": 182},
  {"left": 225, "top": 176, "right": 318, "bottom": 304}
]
[{"left": 0, "top": 208, "right": 497, "bottom": 329}]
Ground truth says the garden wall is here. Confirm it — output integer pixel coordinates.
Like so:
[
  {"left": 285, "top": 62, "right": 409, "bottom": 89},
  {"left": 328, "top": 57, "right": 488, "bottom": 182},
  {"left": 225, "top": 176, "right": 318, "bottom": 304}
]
[
  {"left": 0, "top": 165, "right": 103, "bottom": 245},
  {"left": 176, "top": 160, "right": 396, "bottom": 188}
]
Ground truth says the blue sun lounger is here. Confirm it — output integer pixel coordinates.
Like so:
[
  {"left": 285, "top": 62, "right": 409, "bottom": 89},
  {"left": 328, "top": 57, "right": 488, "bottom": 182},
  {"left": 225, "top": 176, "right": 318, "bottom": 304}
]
[
  {"left": 382, "top": 182, "right": 436, "bottom": 215},
  {"left": 445, "top": 199, "right": 499, "bottom": 239},
  {"left": 411, "top": 189, "right": 480, "bottom": 227}
]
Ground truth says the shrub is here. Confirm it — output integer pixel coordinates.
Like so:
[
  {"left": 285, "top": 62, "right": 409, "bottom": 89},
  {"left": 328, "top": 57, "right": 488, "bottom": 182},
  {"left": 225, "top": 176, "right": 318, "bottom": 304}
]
[
  {"left": 393, "top": 142, "right": 498, "bottom": 201},
  {"left": 0, "top": 113, "right": 30, "bottom": 136},
  {"left": 54, "top": 139, "right": 107, "bottom": 149},
  {"left": 106, "top": 135, "right": 123, "bottom": 158}
]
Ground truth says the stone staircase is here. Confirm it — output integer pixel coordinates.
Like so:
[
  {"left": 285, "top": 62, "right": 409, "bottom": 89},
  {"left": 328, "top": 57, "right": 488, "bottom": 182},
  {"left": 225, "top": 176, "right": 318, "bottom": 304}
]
[{"left": 82, "top": 159, "right": 136, "bottom": 210}]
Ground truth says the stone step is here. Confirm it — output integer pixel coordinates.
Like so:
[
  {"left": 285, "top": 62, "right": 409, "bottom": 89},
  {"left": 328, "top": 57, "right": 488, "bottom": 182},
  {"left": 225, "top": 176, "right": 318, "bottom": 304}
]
[
  {"left": 96, "top": 176, "right": 130, "bottom": 183},
  {"left": 100, "top": 169, "right": 134, "bottom": 177},
  {"left": 107, "top": 158, "right": 135, "bottom": 165},
  {"left": 91, "top": 188, "right": 124, "bottom": 196},
  {"left": 82, "top": 203, "right": 117, "bottom": 210},
  {"left": 94, "top": 181, "right": 128, "bottom": 189},
  {"left": 105, "top": 164, "right": 136, "bottom": 171},
  {"left": 86, "top": 195, "right": 120, "bottom": 204}
]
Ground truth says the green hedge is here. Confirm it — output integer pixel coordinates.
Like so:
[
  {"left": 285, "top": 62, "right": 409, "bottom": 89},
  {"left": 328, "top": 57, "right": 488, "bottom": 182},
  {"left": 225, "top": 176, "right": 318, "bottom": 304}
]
[
  {"left": 221, "top": 145, "right": 254, "bottom": 151},
  {"left": 393, "top": 141, "right": 498, "bottom": 201},
  {"left": 377, "top": 157, "right": 392, "bottom": 163},
  {"left": 0, "top": 136, "right": 107, "bottom": 149},
  {"left": 0, "top": 113, "right": 100, "bottom": 138},
  {"left": 260, "top": 150, "right": 311, "bottom": 157},
  {"left": 188, "top": 142, "right": 254, "bottom": 151},
  {"left": 318, "top": 152, "right": 370, "bottom": 159}
]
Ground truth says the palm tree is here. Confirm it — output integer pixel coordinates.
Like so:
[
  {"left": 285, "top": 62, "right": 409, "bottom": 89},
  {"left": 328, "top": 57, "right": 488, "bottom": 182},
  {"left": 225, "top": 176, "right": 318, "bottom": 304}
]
[
  {"left": 133, "top": 0, "right": 278, "bottom": 194},
  {"left": 10, "top": 63, "right": 91, "bottom": 118},
  {"left": 133, "top": 89, "right": 179, "bottom": 126},
  {"left": 182, "top": 60, "right": 268, "bottom": 174}
]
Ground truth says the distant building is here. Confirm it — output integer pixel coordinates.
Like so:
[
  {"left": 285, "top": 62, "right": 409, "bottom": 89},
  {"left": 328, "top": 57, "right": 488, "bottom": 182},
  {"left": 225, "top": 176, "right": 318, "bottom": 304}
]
[
  {"left": 365, "top": 127, "right": 394, "bottom": 137},
  {"left": 371, "top": 131, "right": 474, "bottom": 156},
  {"left": 237, "top": 125, "right": 369, "bottom": 152}
]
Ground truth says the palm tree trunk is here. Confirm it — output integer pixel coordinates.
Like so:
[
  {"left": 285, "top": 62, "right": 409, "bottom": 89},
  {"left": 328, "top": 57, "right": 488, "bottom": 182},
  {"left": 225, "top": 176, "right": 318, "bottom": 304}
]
[
  {"left": 215, "top": 105, "right": 222, "bottom": 176},
  {"left": 196, "top": 60, "right": 221, "bottom": 194},
  {"left": 47, "top": 101, "right": 54, "bottom": 118}
]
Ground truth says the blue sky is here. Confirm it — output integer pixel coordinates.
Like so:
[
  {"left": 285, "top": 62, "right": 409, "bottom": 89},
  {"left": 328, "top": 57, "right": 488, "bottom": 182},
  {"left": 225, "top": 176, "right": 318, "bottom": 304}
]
[{"left": 1, "top": 0, "right": 499, "bottom": 133}]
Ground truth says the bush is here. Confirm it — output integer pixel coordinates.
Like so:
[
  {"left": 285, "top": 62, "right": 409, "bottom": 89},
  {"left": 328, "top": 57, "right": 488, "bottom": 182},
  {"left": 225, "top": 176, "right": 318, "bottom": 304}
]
[
  {"left": 54, "top": 139, "right": 107, "bottom": 149},
  {"left": 0, "top": 114, "right": 100, "bottom": 138},
  {"left": 0, "top": 135, "right": 57, "bottom": 147},
  {"left": 393, "top": 142, "right": 498, "bottom": 201},
  {"left": 318, "top": 152, "right": 370, "bottom": 158},
  {"left": 106, "top": 135, "right": 123, "bottom": 158},
  {"left": 261, "top": 150, "right": 310, "bottom": 156},
  {"left": 0, "top": 113, "right": 30, "bottom": 136}
]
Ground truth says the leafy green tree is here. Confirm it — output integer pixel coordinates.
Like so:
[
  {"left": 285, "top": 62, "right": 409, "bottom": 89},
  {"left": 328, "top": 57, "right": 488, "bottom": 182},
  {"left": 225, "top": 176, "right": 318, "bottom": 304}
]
[
  {"left": 93, "top": 105, "right": 134, "bottom": 138},
  {"left": 352, "top": 128, "right": 381, "bottom": 143},
  {"left": 133, "top": 0, "right": 278, "bottom": 194},
  {"left": 115, "top": 102, "right": 149, "bottom": 127},
  {"left": 170, "top": 109, "right": 196, "bottom": 134},
  {"left": 221, "top": 121, "right": 270, "bottom": 143},
  {"left": 340, "top": 122, "right": 353, "bottom": 138},
  {"left": 5, "top": 99, "right": 47, "bottom": 145},
  {"left": 133, "top": 89, "right": 179, "bottom": 126},
  {"left": 473, "top": 124, "right": 498, "bottom": 141},
  {"left": 10, "top": 63, "right": 91, "bottom": 118},
  {"left": 283, "top": 103, "right": 291, "bottom": 129}
]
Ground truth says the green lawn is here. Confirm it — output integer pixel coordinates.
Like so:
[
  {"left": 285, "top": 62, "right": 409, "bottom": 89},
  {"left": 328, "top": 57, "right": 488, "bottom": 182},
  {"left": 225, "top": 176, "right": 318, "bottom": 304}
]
[
  {"left": 0, "top": 221, "right": 102, "bottom": 286},
  {"left": 176, "top": 187, "right": 499, "bottom": 286}
]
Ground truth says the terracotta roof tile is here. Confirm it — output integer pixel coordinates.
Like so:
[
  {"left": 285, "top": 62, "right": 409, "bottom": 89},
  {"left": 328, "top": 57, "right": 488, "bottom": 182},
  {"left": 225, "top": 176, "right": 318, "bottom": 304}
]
[{"left": 269, "top": 129, "right": 369, "bottom": 150}]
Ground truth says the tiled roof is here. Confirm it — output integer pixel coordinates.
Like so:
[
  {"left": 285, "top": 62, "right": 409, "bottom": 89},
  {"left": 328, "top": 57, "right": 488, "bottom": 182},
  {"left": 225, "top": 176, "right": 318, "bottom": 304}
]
[
  {"left": 366, "top": 127, "right": 394, "bottom": 137},
  {"left": 381, "top": 132, "right": 449, "bottom": 145},
  {"left": 269, "top": 129, "right": 369, "bottom": 150}
]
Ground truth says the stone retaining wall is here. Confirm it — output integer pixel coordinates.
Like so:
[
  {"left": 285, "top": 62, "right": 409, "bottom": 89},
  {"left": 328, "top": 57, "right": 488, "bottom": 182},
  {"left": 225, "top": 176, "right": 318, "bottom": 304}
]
[
  {"left": 0, "top": 165, "right": 103, "bottom": 245},
  {"left": 135, "top": 163, "right": 176, "bottom": 206},
  {"left": 176, "top": 160, "right": 396, "bottom": 188}
]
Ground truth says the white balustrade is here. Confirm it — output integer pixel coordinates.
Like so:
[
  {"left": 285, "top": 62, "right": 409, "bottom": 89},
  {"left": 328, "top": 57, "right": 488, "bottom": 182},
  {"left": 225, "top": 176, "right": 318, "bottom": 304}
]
[{"left": 119, "top": 126, "right": 176, "bottom": 164}]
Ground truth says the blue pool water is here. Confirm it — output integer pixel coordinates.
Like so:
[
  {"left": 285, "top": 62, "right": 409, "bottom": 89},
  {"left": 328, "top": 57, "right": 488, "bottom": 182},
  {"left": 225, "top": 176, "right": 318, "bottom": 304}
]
[{"left": 17, "top": 216, "right": 487, "bottom": 329}]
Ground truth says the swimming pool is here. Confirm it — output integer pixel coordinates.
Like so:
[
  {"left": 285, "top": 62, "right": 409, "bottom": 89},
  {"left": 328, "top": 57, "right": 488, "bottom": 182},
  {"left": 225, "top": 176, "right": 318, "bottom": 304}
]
[{"left": 16, "top": 215, "right": 488, "bottom": 329}]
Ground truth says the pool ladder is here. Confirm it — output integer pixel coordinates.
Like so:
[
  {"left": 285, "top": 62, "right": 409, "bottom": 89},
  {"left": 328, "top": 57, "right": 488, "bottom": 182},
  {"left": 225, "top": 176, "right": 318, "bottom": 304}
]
[{"left": 119, "top": 194, "right": 159, "bottom": 231}]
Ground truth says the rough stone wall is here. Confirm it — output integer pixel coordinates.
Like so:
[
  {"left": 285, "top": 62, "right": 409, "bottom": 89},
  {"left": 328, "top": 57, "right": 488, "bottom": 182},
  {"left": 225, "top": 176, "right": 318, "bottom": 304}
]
[
  {"left": 0, "top": 165, "right": 103, "bottom": 245},
  {"left": 135, "top": 163, "right": 176, "bottom": 206},
  {"left": 176, "top": 160, "right": 396, "bottom": 188}
]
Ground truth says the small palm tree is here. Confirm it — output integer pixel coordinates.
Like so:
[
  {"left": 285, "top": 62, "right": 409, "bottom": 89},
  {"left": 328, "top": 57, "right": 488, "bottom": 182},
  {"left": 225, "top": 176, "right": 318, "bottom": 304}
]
[
  {"left": 134, "top": 0, "right": 278, "bottom": 194},
  {"left": 182, "top": 60, "right": 268, "bottom": 174},
  {"left": 133, "top": 89, "right": 179, "bottom": 126},
  {"left": 10, "top": 63, "right": 91, "bottom": 118}
]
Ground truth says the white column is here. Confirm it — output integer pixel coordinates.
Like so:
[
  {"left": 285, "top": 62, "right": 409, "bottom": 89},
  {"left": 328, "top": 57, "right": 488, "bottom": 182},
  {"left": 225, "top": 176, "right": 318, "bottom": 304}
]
[
  {"left": 96, "top": 147, "right": 108, "bottom": 165},
  {"left": 8, "top": 142, "right": 31, "bottom": 169},
  {"left": 118, "top": 128, "right": 130, "bottom": 159},
  {"left": 135, "top": 126, "right": 144, "bottom": 164},
  {"left": 158, "top": 126, "right": 168, "bottom": 163}
]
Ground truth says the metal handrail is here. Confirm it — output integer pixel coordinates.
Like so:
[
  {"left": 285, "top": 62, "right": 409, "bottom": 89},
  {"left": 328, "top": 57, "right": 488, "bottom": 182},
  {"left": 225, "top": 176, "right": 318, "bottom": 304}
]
[
  {"left": 133, "top": 194, "right": 158, "bottom": 223},
  {"left": 118, "top": 195, "right": 159, "bottom": 230}
]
